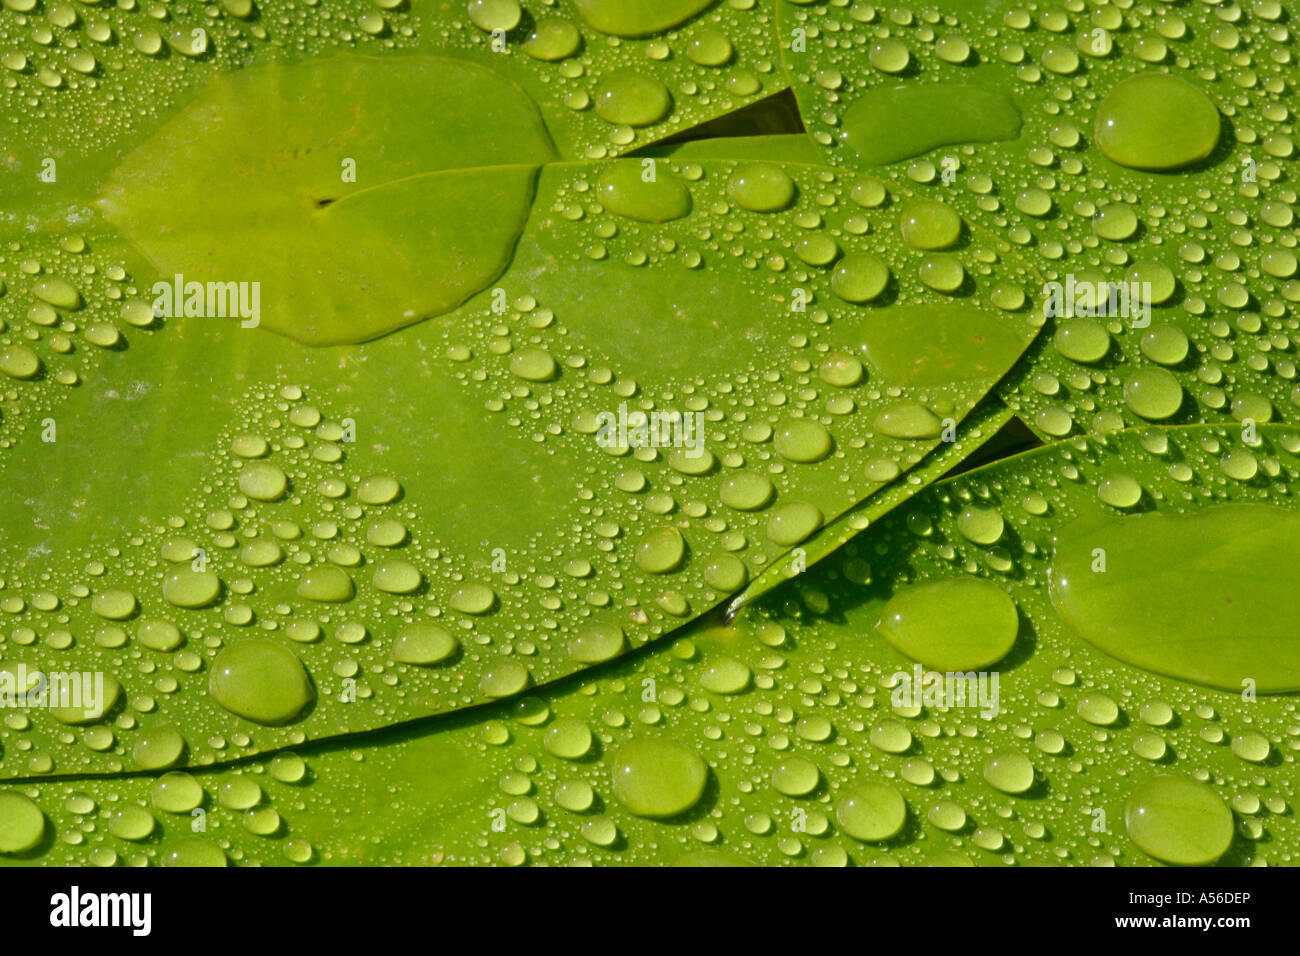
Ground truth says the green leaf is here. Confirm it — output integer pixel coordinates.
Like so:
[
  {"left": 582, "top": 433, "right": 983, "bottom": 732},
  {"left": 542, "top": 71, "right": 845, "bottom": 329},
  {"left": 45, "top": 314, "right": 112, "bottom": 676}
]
[
  {"left": 726, "top": 396, "right": 1015, "bottom": 610},
  {"left": 94, "top": 55, "right": 557, "bottom": 346},
  {"left": 2, "top": 140, "right": 1046, "bottom": 775},
  {"left": 7, "top": 0, "right": 1292, "bottom": 870},
  {"left": 8, "top": 423, "right": 1297, "bottom": 865},
  {"left": 774, "top": 0, "right": 1300, "bottom": 437},
  {"left": 0, "top": 148, "right": 1042, "bottom": 770},
  {"left": 0, "top": 0, "right": 790, "bottom": 210}
]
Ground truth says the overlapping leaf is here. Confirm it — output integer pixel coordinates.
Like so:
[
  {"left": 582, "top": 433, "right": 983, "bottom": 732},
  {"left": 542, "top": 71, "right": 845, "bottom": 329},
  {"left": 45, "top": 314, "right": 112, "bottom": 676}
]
[
  {"left": 6, "top": 422, "right": 1298, "bottom": 865},
  {"left": 774, "top": 0, "right": 1300, "bottom": 437},
  {"left": 1, "top": 0, "right": 793, "bottom": 443},
  {"left": 0, "top": 0, "right": 1055, "bottom": 782},
  {"left": 4, "top": 0, "right": 1293, "bottom": 869}
]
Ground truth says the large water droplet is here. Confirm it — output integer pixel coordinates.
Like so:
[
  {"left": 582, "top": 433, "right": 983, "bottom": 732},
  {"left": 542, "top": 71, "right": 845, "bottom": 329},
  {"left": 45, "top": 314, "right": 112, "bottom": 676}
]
[
  {"left": 598, "top": 161, "right": 691, "bottom": 222},
  {"left": 635, "top": 527, "right": 685, "bottom": 573},
  {"left": 570, "top": 0, "right": 711, "bottom": 37},
  {"left": 567, "top": 623, "right": 625, "bottom": 662},
  {"left": 594, "top": 72, "right": 672, "bottom": 127},
  {"left": 1125, "top": 775, "right": 1233, "bottom": 865},
  {"left": 842, "top": 84, "right": 1021, "bottom": 165},
  {"left": 209, "top": 639, "right": 315, "bottom": 724},
  {"left": 0, "top": 792, "right": 45, "bottom": 854},
  {"left": 1049, "top": 504, "right": 1300, "bottom": 692},
  {"left": 835, "top": 781, "right": 907, "bottom": 841},
  {"left": 1094, "top": 74, "right": 1220, "bottom": 171},
  {"left": 877, "top": 578, "right": 1019, "bottom": 670},
  {"left": 296, "top": 566, "right": 355, "bottom": 602},
  {"left": 898, "top": 199, "right": 962, "bottom": 250},
  {"left": 391, "top": 623, "right": 458, "bottom": 665},
  {"left": 162, "top": 569, "right": 222, "bottom": 608},
  {"left": 726, "top": 163, "right": 796, "bottom": 212},
  {"left": 610, "top": 738, "right": 708, "bottom": 817}
]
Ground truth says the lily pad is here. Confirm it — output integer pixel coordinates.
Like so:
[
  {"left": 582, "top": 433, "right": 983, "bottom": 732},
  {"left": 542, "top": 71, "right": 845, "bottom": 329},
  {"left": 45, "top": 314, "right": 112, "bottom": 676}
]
[{"left": 96, "top": 56, "right": 557, "bottom": 346}]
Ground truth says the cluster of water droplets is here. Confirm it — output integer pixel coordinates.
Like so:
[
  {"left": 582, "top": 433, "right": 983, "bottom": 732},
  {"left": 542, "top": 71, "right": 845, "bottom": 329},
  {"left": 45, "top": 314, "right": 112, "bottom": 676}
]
[
  {"left": 0, "top": 233, "right": 160, "bottom": 448},
  {"left": 424, "top": 0, "right": 781, "bottom": 156},
  {"left": 782, "top": 0, "right": 1298, "bottom": 437}
]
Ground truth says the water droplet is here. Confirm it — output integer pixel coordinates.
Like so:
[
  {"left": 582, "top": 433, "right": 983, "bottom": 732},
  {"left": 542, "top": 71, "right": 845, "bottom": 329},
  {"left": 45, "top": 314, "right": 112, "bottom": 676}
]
[
  {"left": 899, "top": 199, "right": 962, "bottom": 250},
  {"left": 162, "top": 837, "right": 226, "bottom": 867},
  {"left": 1050, "top": 504, "right": 1300, "bottom": 691},
  {"left": 957, "top": 507, "right": 1004, "bottom": 545},
  {"left": 597, "top": 162, "right": 691, "bottom": 222},
  {"left": 567, "top": 623, "right": 625, "bottom": 662},
  {"left": 1097, "top": 472, "right": 1143, "bottom": 509},
  {"left": 372, "top": 559, "right": 423, "bottom": 594},
  {"left": 238, "top": 462, "right": 287, "bottom": 501},
  {"left": 1077, "top": 692, "right": 1120, "bottom": 725},
  {"left": 51, "top": 674, "right": 122, "bottom": 724},
  {"left": 869, "top": 38, "right": 910, "bottom": 73},
  {"left": 1095, "top": 74, "right": 1220, "bottom": 171},
  {"left": 877, "top": 578, "right": 1018, "bottom": 670},
  {"left": 109, "top": 806, "right": 155, "bottom": 841},
  {"left": 772, "top": 755, "right": 821, "bottom": 797},
  {"left": 1092, "top": 203, "right": 1139, "bottom": 241},
  {"left": 831, "top": 253, "right": 890, "bottom": 303},
  {"left": 873, "top": 402, "right": 942, "bottom": 439},
  {"left": 91, "top": 588, "right": 137, "bottom": 620},
  {"left": 0, "top": 792, "right": 45, "bottom": 854},
  {"left": 296, "top": 566, "right": 355, "bottom": 602},
  {"left": 479, "top": 660, "right": 530, "bottom": 698},
  {"left": 544, "top": 717, "right": 593, "bottom": 759},
  {"left": 835, "top": 781, "right": 907, "bottom": 841},
  {"left": 719, "top": 471, "right": 774, "bottom": 511},
  {"left": 467, "top": 0, "right": 521, "bottom": 32},
  {"left": 766, "top": 501, "right": 822, "bottom": 546},
  {"left": 983, "top": 752, "right": 1035, "bottom": 794},
  {"left": 927, "top": 801, "right": 967, "bottom": 832},
  {"left": 1125, "top": 775, "right": 1233, "bottom": 865},
  {"left": 570, "top": 0, "right": 711, "bottom": 38},
  {"left": 31, "top": 277, "right": 81, "bottom": 309},
  {"left": 726, "top": 163, "right": 796, "bottom": 212},
  {"left": 391, "top": 623, "right": 458, "bottom": 665},
  {"left": 0, "top": 345, "right": 41, "bottom": 380},
  {"left": 635, "top": 527, "right": 685, "bottom": 573},
  {"left": 918, "top": 254, "right": 965, "bottom": 293},
  {"left": 699, "top": 657, "right": 751, "bottom": 694},
  {"left": 774, "top": 418, "right": 832, "bottom": 462},
  {"left": 1123, "top": 368, "right": 1184, "bottom": 420},
  {"left": 162, "top": 569, "right": 222, "bottom": 608},
  {"left": 138, "top": 619, "right": 182, "bottom": 651},
  {"left": 449, "top": 582, "right": 496, "bottom": 614},
  {"left": 209, "top": 639, "right": 315, "bottom": 725},
  {"left": 357, "top": 476, "right": 400, "bottom": 505},
  {"left": 133, "top": 728, "right": 186, "bottom": 770},
  {"left": 594, "top": 72, "right": 672, "bottom": 127},
  {"left": 153, "top": 772, "right": 203, "bottom": 812},
  {"left": 522, "top": 17, "right": 581, "bottom": 60},
  {"left": 611, "top": 738, "right": 708, "bottom": 817},
  {"left": 1140, "top": 325, "right": 1189, "bottom": 365},
  {"left": 686, "top": 30, "right": 732, "bottom": 67}
]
